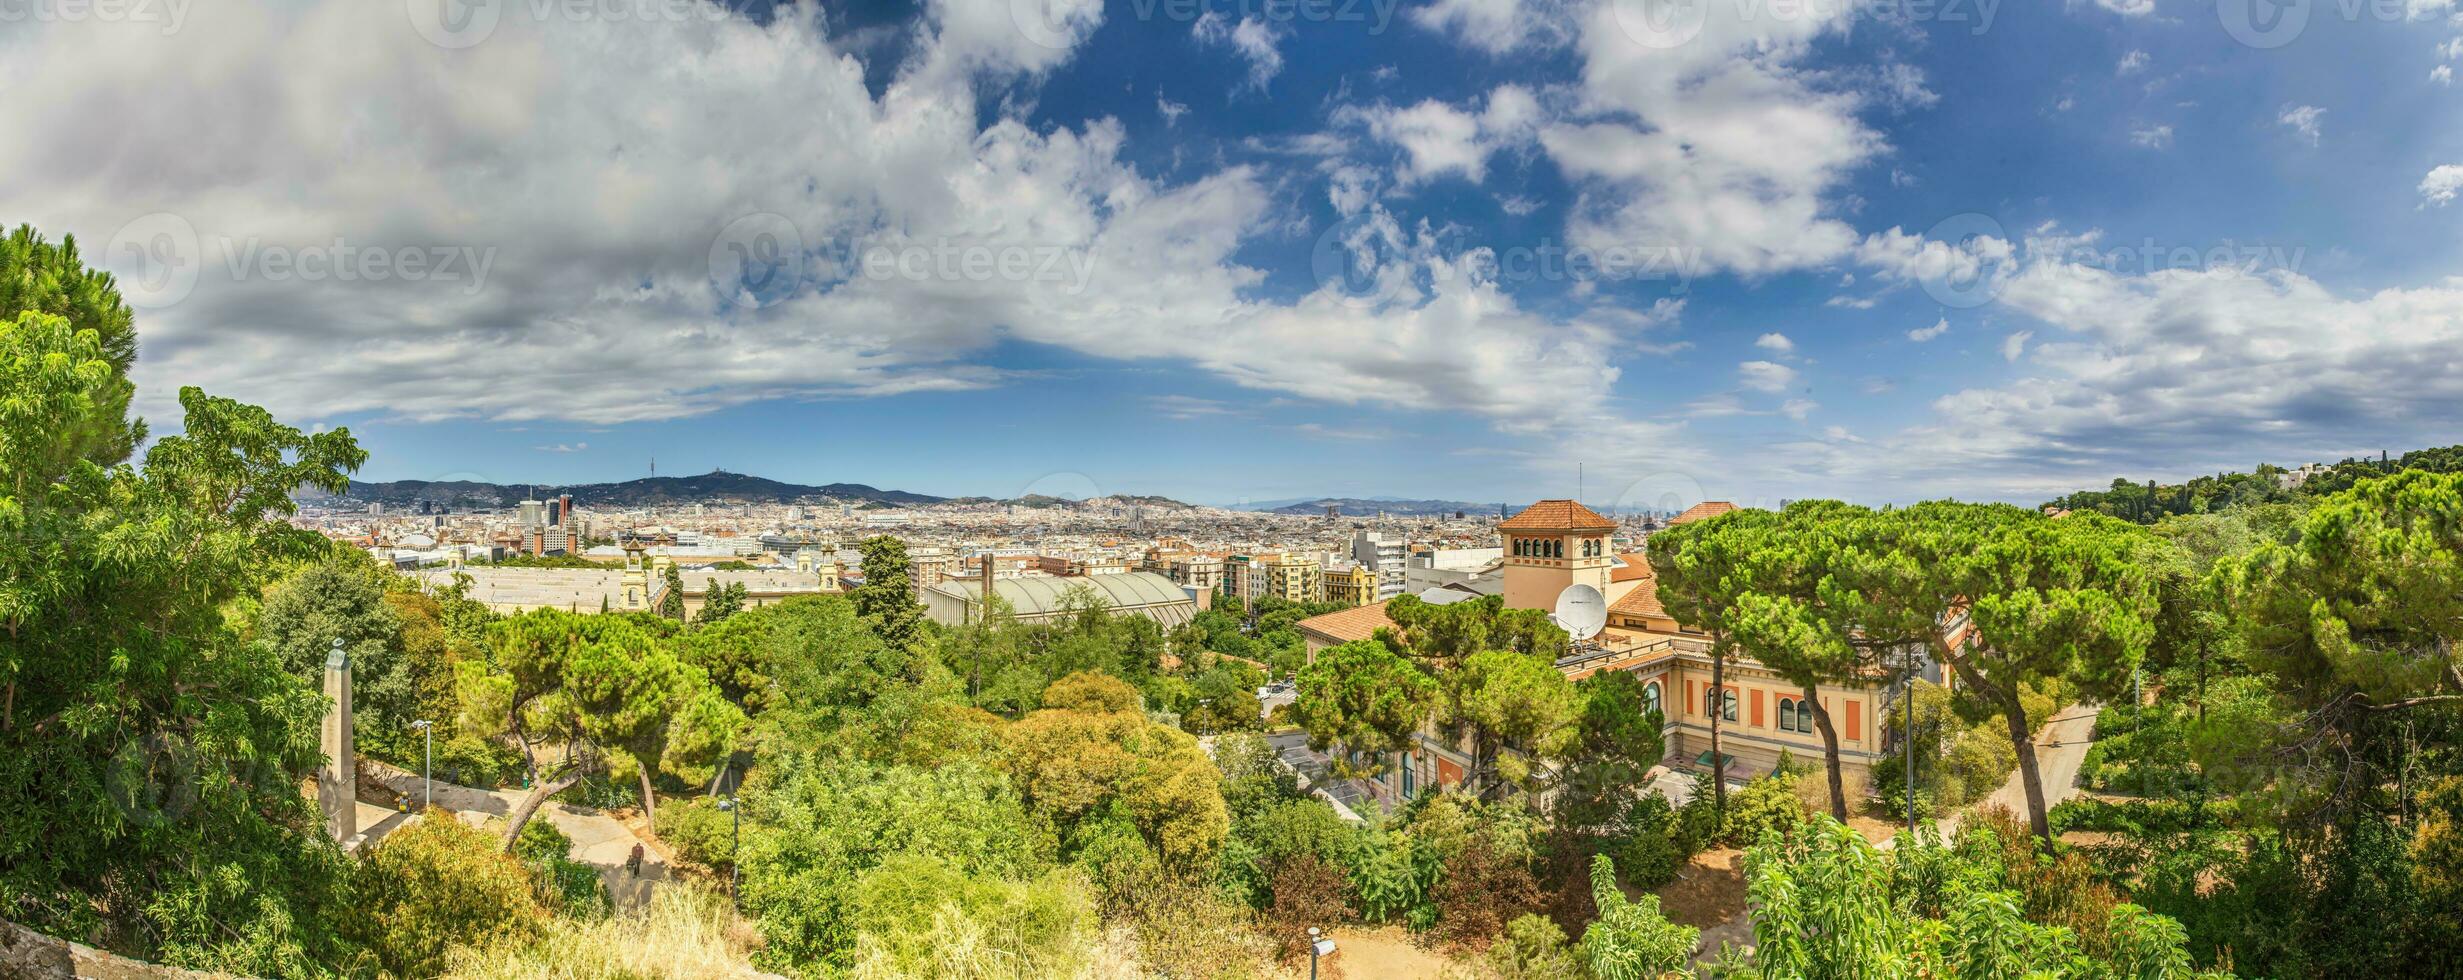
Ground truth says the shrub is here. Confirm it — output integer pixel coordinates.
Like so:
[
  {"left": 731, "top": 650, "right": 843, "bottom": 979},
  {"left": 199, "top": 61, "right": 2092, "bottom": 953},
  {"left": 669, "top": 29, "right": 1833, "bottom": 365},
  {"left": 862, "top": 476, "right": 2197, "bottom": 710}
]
[
  {"left": 845, "top": 854, "right": 1103, "bottom": 978},
  {"left": 1265, "top": 854, "right": 1354, "bottom": 961},
  {"left": 439, "top": 885, "right": 757, "bottom": 979},
  {"left": 511, "top": 818, "right": 611, "bottom": 917},
  {"left": 654, "top": 795, "right": 739, "bottom": 869},
  {"left": 1346, "top": 828, "right": 1435, "bottom": 925},
  {"left": 1434, "top": 836, "right": 1544, "bottom": 951},
  {"left": 1578, "top": 855, "right": 1697, "bottom": 980},
  {"left": 351, "top": 815, "right": 549, "bottom": 978},
  {"left": 1719, "top": 772, "right": 1808, "bottom": 847},
  {"left": 1482, "top": 913, "right": 1588, "bottom": 980}
]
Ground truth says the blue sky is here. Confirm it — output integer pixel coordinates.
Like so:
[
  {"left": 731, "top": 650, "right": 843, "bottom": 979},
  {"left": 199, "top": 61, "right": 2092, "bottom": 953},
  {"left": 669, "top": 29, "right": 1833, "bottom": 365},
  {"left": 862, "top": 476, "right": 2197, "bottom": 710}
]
[{"left": 8, "top": 0, "right": 2462, "bottom": 507}]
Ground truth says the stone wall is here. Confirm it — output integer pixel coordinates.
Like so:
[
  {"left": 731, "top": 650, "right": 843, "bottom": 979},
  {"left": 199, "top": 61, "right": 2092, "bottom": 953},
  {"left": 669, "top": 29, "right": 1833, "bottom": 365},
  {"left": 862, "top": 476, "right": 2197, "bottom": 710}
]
[{"left": 0, "top": 918, "right": 242, "bottom": 979}]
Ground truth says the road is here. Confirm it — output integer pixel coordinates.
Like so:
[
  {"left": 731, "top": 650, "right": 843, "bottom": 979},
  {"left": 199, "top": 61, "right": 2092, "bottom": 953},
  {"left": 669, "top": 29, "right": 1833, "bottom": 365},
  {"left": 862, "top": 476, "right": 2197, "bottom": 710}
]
[
  {"left": 1947, "top": 704, "right": 2101, "bottom": 837},
  {"left": 1265, "top": 730, "right": 1372, "bottom": 819}
]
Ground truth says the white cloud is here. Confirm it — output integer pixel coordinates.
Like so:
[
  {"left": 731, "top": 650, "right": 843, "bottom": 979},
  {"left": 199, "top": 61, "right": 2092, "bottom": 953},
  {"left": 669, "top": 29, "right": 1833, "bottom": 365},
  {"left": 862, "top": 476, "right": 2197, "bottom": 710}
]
[
  {"left": 1781, "top": 398, "right": 1817, "bottom": 421},
  {"left": 2117, "top": 50, "right": 2150, "bottom": 75},
  {"left": 1755, "top": 332, "right": 1795, "bottom": 353},
  {"left": 535, "top": 442, "right": 589, "bottom": 453},
  {"left": 1738, "top": 360, "right": 1799, "bottom": 393},
  {"left": 1349, "top": 86, "right": 1541, "bottom": 186},
  {"left": 2422, "top": 165, "right": 2463, "bottom": 206},
  {"left": 2098, "top": 0, "right": 2156, "bottom": 15},
  {"left": 0, "top": 2, "right": 1656, "bottom": 446},
  {"left": 1157, "top": 94, "right": 1189, "bottom": 127},
  {"left": 1535, "top": 0, "right": 1884, "bottom": 277},
  {"left": 1409, "top": 0, "right": 1569, "bottom": 53},
  {"left": 2130, "top": 124, "right": 2174, "bottom": 149},
  {"left": 1907, "top": 318, "right": 1950, "bottom": 342},
  {"left": 2000, "top": 330, "right": 2033, "bottom": 361},
  {"left": 2277, "top": 105, "right": 2325, "bottom": 146},
  {"left": 2435, "top": 65, "right": 2455, "bottom": 85},
  {"left": 1193, "top": 13, "right": 1284, "bottom": 91}
]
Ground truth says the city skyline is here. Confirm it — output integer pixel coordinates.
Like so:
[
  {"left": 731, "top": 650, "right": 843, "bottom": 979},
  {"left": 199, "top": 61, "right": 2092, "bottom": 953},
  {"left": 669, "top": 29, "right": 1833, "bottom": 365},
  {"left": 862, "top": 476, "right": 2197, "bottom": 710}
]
[{"left": 8, "top": 0, "right": 2460, "bottom": 506}]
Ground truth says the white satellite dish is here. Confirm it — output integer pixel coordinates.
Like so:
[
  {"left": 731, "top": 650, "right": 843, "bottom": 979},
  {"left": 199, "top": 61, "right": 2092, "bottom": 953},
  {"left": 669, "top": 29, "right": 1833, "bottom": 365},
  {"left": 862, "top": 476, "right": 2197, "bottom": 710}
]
[{"left": 1553, "top": 583, "right": 1607, "bottom": 642}]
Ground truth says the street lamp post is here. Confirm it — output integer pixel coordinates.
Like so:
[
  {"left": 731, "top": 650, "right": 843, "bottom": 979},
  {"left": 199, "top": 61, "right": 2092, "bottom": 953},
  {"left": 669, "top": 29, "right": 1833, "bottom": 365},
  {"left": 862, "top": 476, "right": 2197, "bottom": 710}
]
[
  {"left": 410, "top": 719, "right": 434, "bottom": 812},
  {"left": 716, "top": 797, "right": 740, "bottom": 907},
  {"left": 1306, "top": 926, "right": 1335, "bottom": 980}
]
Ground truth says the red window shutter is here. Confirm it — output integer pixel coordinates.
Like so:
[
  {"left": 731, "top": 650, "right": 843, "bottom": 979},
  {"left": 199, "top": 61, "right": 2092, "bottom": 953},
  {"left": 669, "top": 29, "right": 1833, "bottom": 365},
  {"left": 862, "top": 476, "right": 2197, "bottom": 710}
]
[
  {"left": 1688, "top": 680, "right": 1697, "bottom": 714},
  {"left": 1846, "top": 699, "right": 1862, "bottom": 741},
  {"left": 1749, "top": 690, "right": 1764, "bottom": 728}
]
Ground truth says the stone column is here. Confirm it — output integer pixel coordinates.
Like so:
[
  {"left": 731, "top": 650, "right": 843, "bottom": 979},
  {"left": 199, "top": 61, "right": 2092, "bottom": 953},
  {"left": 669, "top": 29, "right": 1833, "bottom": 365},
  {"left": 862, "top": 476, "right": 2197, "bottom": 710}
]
[{"left": 319, "top": 639, "right": 356, "bottom": 844}]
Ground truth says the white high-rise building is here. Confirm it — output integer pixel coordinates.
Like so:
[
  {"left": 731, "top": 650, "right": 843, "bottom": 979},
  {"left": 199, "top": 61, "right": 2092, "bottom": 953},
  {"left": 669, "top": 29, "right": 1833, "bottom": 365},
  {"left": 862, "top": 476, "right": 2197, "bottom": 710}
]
[{"left": 1350, "top": 529, "right": 1407, "bottom": 600}]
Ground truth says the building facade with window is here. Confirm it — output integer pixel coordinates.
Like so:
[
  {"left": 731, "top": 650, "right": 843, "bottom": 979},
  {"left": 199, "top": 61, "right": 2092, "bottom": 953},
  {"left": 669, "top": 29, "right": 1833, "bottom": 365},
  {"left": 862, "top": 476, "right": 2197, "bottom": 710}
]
[{"left": 1294, "top": 499, "right": 1920, "bottom": 810}]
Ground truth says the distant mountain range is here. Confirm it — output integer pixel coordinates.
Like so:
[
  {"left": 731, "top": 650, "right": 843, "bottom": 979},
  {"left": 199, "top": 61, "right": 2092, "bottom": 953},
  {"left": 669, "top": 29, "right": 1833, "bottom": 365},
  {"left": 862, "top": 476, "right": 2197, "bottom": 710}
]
[
  {"left": 317, "top": 471, "right": 945, "bottom": 508},
  {"left": 313, "top": 472, "right": 1218, "bottom": 511},
  {"left": 1246, "top": 496, "right": 1502, "bottom": 517}
]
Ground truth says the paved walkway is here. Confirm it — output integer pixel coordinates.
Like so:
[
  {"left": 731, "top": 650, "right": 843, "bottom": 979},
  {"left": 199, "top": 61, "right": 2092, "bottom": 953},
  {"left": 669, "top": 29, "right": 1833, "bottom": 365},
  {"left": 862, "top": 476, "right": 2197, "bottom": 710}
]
[
  {"left": 1943, "top": 704, "right": 2100, "bottom": 838},
  {"left": 358, "top": 761, "right": 670, "bottom": 909}
]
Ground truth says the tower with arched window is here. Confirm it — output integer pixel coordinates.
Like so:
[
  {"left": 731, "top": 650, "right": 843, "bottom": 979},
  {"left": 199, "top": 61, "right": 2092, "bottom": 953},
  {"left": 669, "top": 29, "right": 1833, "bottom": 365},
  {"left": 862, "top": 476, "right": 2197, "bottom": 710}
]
[{"left": 1497, "top": 499, "right": 1618, "bottom": 611}]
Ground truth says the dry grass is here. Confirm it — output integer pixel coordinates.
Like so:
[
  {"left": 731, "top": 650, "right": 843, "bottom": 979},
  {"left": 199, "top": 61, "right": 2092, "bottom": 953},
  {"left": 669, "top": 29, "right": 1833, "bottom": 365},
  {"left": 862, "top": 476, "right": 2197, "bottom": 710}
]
[{"left": 438, "top": 885, "right": 765, "bottom": 979}]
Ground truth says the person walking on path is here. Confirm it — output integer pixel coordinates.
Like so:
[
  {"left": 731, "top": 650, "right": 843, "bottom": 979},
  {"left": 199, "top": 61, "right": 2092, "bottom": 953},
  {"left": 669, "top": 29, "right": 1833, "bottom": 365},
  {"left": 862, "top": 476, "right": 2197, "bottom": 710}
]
[{"left": 626, "top": 842, "right": 644, "bottom": 878}]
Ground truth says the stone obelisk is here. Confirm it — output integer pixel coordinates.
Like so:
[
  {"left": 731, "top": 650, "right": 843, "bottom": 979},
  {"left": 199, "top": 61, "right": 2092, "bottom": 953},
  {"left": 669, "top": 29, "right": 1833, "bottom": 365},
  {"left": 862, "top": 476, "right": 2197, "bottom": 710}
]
[{"left": 319, "top": 638, "right": 356, "bottom": 844}]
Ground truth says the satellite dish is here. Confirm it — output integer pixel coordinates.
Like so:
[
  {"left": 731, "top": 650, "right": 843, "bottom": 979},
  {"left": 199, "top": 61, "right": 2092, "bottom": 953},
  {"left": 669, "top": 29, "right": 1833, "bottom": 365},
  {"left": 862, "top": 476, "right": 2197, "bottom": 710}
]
[{"left": 1553, "top": 583, "right": 1607, "bottom": 642}]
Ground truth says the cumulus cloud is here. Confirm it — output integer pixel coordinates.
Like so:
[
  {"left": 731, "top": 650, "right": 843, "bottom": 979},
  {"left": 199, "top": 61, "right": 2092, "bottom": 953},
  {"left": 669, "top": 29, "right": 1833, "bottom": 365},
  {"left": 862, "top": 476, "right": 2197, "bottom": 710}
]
[
  {"left": 1823, "top": 220, "right": 2463, "bottom": 498},
  {"left": 1738, "top": 360, "right": 1798, "bottom": 393},
  {"left": 1755, "top": 332, "right": 1795, "bottom": 353},
  {"left": 1348, "top": 86, "right": 1542, "bottom": 185},
  {"left": 1532, "top": 0, "right": 1885, "bottom": 277},
  {"left": 1908, "top": 318, "right": 1950, "bottom": 342},
  {"left": 2117, "top": 49, "right": 2150, "bottom": 75},
  {"left": 0, "top": 1, "right": 1649, "bottom": 446},
  {"left": 2422, "top": 165, "right": 2463, "bottom": 206}
]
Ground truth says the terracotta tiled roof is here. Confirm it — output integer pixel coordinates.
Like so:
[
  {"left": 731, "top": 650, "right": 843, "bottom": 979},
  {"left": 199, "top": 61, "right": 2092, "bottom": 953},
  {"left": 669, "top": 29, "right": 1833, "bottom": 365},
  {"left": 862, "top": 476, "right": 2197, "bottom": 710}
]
[
  {"left": 1609, "top": 568, "right": 1669, "bottom": 620},
  {"left": 1296, "top": 599, "right": 1397, "bottom": 645},
  {"left": 1609, "top": 552, "right": 1652, "bottom": 582},
  {"left": 1498, "top": 499, "right": 1617, "bottom": 531},
  {"left": 1667, "top": 501, "right": 1739, "bottom": 525}
]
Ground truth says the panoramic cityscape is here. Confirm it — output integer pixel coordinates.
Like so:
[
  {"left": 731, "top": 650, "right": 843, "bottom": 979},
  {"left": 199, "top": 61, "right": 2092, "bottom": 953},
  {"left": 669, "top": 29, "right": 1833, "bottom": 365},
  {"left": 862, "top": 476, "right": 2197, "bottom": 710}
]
[{"left": 6, "top": 0, "right": 2463, "bottom": 978}]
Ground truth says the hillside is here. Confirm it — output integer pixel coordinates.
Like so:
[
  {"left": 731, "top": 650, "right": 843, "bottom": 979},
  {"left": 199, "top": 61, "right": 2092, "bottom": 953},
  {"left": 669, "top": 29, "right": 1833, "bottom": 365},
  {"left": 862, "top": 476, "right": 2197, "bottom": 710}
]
[
  {"left": 319, "top": 470, "right": 944, "bottom": 509},
  {"left": 2042, "top": 444, "right": 2463, "bottom": 523},
  {"left": 1263, "top": 496, "right": 1497, "bottom": 517}
]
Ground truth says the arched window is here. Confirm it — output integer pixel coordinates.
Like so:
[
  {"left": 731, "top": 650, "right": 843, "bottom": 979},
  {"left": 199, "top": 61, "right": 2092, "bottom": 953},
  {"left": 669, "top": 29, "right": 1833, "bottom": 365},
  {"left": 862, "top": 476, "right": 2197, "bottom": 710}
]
[
  {"left": 1777, "top": 697, "right": 1799, "bottom": 732},
  {"left": 1797, "top": 699, "right": 1817, "bottom": 734},
  {"left": 1642, "top": 681, "right": 1662, "bottom": 717},
  {"left": 1704, "top": 686, "right": 1736, "bottom": 722},
  {"left": 1550, "top": 539, "right": 1562, "bottom": 558}
]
